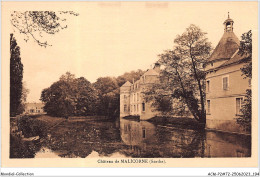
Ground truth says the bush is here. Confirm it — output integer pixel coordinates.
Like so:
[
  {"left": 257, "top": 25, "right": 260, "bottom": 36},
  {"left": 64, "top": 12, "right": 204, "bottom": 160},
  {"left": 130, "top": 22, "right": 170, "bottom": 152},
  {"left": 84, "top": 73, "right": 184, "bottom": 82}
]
[
  {"left": 236, "top": 89, "right": 251, "bottom": 133},
  {"left": 17, "top": 115, "right": 48, "bottom": 138},
  {"left": 10, "top": 134, "right": 41, "bottom": 158}
]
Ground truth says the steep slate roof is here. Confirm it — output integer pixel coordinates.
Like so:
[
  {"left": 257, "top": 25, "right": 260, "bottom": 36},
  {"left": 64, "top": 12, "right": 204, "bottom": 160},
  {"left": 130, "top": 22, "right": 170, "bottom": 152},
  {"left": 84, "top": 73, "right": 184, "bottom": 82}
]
[
  {"left": 220, "top": 50, "right": 248, "bottom": 67},
  {"left": 208, "top": 31, "right": 240, "bottom": 62},
  {"left": 121, "top": 81, "right": 132, "bottom": 87},
  {"left": 120, "top": 67, "right": 159, "bottom": 88},
  {"left": 143, "top": 69, "right": 159, "bottom": 76}
]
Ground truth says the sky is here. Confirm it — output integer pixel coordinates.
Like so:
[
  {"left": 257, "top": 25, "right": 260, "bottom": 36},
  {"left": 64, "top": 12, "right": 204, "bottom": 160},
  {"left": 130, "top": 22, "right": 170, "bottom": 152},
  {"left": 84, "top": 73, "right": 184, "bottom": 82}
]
[{"left": 8, "top": 1, "right": 258, "bottom": 102}]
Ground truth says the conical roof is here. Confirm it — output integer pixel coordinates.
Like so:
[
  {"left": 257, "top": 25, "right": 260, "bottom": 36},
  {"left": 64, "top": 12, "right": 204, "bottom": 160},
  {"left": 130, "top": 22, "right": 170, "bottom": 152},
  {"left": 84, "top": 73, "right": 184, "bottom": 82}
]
[{"left": 208, "top": 31, "right": 240, "bottom": 62}]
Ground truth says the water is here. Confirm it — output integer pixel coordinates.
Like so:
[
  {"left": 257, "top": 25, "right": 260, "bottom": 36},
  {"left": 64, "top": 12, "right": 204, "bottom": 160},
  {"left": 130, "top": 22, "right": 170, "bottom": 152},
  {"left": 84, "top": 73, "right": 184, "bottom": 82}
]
[{"left": 10, "top": 118, "right": 251, "bottom": 158}]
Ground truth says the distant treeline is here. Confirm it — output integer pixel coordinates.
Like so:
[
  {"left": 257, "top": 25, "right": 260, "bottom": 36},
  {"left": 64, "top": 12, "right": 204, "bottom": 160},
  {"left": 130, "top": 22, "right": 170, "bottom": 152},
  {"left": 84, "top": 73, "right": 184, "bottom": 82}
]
[{"left": 40, "top": 70, "right": 144, "bottom": 118}]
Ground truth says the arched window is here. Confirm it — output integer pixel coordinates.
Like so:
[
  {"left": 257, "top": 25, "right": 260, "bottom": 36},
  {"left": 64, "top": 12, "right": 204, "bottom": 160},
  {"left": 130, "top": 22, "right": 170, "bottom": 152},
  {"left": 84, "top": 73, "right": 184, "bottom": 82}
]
[{"left": 226, "top": 22, "right": 232, "bottom": 32}]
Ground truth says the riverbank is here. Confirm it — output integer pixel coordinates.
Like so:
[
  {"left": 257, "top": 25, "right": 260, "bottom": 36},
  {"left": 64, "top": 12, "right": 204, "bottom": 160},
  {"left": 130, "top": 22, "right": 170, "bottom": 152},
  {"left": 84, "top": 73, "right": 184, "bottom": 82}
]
[
  {"left": 10, "top": 115, "right": 67, "bottom": 158},
  {"left": 147, "top": 116, "right": 201, "bottom": 130}
]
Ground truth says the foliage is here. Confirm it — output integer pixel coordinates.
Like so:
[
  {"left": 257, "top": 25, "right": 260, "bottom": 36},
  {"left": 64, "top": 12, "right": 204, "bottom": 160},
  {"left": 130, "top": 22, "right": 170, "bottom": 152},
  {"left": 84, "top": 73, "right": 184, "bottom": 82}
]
[
  {"left": 41, "top": 69, "right": 145, "bottom": 118},
  {"left": 40, "top": 72, "right": 98, "bottom": 117},
  {"left": 116, "top": 69, "right": 145, "bottom": 87},
  {"left": 10, "top": 34, "right": 24, "bottom": 117},
  {"left": 236, "top": 30, "right": 252, "bottom": 132},
  {"left": 144, "top": 25, "right": 212, "bottom": 125},
  {"left": 11, "top": 11, "right": 79, "bottom": 47},
  {"left": 10, "top": 134, "right": 41, "bottom": 158},
  {"left": 237, "top": 89, "right": 251, "bottom": 132},
  {"left": 239, "top": 30, "right": 252, "bottom": 79},
  {"left": 17, "top": 115, "right": 48, "bottom": 138},
  {"left": 93, "top": 77, "right": 120, "bottom": 117},
  {"left": 16, "top": 82, "right": 30, "bottom": 114},
  {"left": 92, "top": 70, "right": 145, "bottom": 118}
]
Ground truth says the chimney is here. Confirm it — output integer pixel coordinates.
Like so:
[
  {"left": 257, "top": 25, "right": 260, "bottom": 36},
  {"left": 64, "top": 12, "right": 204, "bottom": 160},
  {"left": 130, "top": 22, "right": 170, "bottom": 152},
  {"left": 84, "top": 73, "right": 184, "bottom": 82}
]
[{"left": 153, "top": 62, "right": 160, "bottom": 73}]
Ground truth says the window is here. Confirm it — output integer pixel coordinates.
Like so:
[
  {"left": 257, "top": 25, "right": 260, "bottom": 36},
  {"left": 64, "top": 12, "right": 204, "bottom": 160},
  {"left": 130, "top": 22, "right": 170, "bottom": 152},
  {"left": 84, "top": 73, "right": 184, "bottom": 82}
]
[
  {"left": 134, "top": 105, "right": 136, "bottom": 112},
  {"left": 207, "top": 100, "right": 210, "bottom": 114},
  {"left": 134, "top": 94, "right": 136, "bottom": 102},
  {"left": 226, "top": 22, "right": 231, "bottom": 31},
  {"left": 137, "top": 93, "right": 139, "bottom": 101},
  {"left": 142, "top": 127, "right": 146, "bottom": 139},
  {"left": 130, "top": 105, "right": 132, "bottom": 112},
  {"left": 206, "top": 80, "right": 210, "bottom": 92},
  {"left": 124, "top": 95, "right": 127, "bottom": 100},
  {"left": 124, "top": 105, "right": 127, "bottom": 112},
  {"left": 211, "top": 63, "right": 213, "bottom": 67},
  {"left": 137, "top": 104, "right": 139, "bottom": 112},
  {"left": 249, "top": 78, "right": 251, "bottom": 87},
  {"left": 236, "top": 98, "right": 243, "bottom": 115},
  {"left": 223, "top": 76, "right": 229, "bottom": 90},
  {"left": 142, "top": 103, "right": 145, "bottom": 112}
]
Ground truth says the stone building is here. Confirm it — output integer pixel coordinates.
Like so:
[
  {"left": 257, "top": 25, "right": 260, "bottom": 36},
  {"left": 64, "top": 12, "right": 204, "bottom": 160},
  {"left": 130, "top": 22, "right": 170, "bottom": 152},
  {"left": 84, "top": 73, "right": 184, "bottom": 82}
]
[
  {"left": 204, "top": 15, "right": 250, "bottom": 133},
  {"left": 120, "top": 63, "right": 160, "bottom": 120},
  {"left": 24, "top": 102, "right": 46, "bottom": 115}
]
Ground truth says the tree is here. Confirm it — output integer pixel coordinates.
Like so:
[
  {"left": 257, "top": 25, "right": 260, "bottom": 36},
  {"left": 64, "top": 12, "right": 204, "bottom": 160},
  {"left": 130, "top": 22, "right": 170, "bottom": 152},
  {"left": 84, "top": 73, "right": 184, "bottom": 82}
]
[
  {"left": 11, "top": 11, "right": 79, "bottom": 47},
  {"left": 240, "top": 30, "right": 252, "bottom": 78},
  {"left": 236, "top": 30, "right": 252, "bottom": 132},
  {"left": 74, "top": 77, "right": 98, "bottom": 116},
  {"left": 40, "top": 72, "right": 98, "bottom": 117},
  {"left": 116, "top": 69, "right": 145, "bottom": 87},
  {"left": 145, "top": 25, "right": 212, "bottom": 127},
  {"left": 93, "top": 77, "right": 119, "bottom": 117},
  {"left": 17, "top": 82, "right": 30, "bottom": 114},
  {"left": 10, "top": 34, "right": 24, "bottom": 117}
]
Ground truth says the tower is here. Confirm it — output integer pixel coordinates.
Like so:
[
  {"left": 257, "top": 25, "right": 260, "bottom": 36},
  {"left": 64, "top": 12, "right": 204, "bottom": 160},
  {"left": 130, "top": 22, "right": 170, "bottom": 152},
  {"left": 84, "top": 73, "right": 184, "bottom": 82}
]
[
  {"left": 120, "top": 81, "right": 131, "bottom": 117},
  {"left": 205, "top": 13, "right": 240, "bottom": 70},
  {"left": 223, "top": 12, "right": 234, "bottom": 32},
  {"left": 205, "top": 14, "right": 250, "bottom": 134}
]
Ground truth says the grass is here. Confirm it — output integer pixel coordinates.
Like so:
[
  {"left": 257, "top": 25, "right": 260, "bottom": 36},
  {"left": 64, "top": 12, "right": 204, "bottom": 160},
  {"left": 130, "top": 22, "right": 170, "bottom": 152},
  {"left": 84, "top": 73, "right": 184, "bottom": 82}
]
[{"left": 35, "top": 115, "right": 66, "bottom": 128}]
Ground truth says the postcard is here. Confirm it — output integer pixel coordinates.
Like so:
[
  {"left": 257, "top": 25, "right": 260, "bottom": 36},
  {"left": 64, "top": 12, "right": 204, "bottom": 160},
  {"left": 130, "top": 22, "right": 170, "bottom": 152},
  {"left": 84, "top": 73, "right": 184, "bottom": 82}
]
[{"left": 1, "top": 1, "right": 258, "bottom": 168}]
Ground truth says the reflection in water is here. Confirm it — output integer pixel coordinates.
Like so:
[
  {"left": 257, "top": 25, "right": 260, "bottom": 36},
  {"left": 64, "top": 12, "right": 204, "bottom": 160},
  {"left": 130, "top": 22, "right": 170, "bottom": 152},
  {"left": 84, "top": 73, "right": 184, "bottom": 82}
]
[
  {"left": 11, "top": 118, "right": 251, "bottom": 158},
  {"left": 120, "top": 119, "right": 251, "bottom": 158},
  {"left": 120, "top": 119, "right": 206, "bottom": 157},
  {"left": 35, "top": 147, "right": 61, "bottom": 158}
]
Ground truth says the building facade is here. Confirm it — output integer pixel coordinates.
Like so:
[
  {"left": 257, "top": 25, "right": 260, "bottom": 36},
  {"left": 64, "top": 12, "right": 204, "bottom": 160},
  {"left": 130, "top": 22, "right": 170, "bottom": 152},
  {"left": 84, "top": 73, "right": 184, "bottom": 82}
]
[
  {"left": 205, "top": 16, "right": 250, "bottom": 133},
  {"left": 120, "top": 64, "right": 160, "bottom": 120},
  {"left": 24, "top": 102, "right": 46, "bottom": 115}
]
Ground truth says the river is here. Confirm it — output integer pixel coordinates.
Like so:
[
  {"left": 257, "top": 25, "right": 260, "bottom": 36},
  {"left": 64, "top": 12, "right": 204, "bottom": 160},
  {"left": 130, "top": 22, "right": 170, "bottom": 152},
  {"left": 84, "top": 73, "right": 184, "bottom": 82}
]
[{"left": 10, "top": 118, "right": 251, "bottom": 158}]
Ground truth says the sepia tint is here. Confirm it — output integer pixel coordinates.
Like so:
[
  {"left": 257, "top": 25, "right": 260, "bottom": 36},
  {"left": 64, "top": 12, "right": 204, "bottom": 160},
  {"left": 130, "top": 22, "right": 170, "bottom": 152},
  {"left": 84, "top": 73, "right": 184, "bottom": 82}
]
[{"left": 2, "top": 1, "right": 258, "bottom": 167}]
